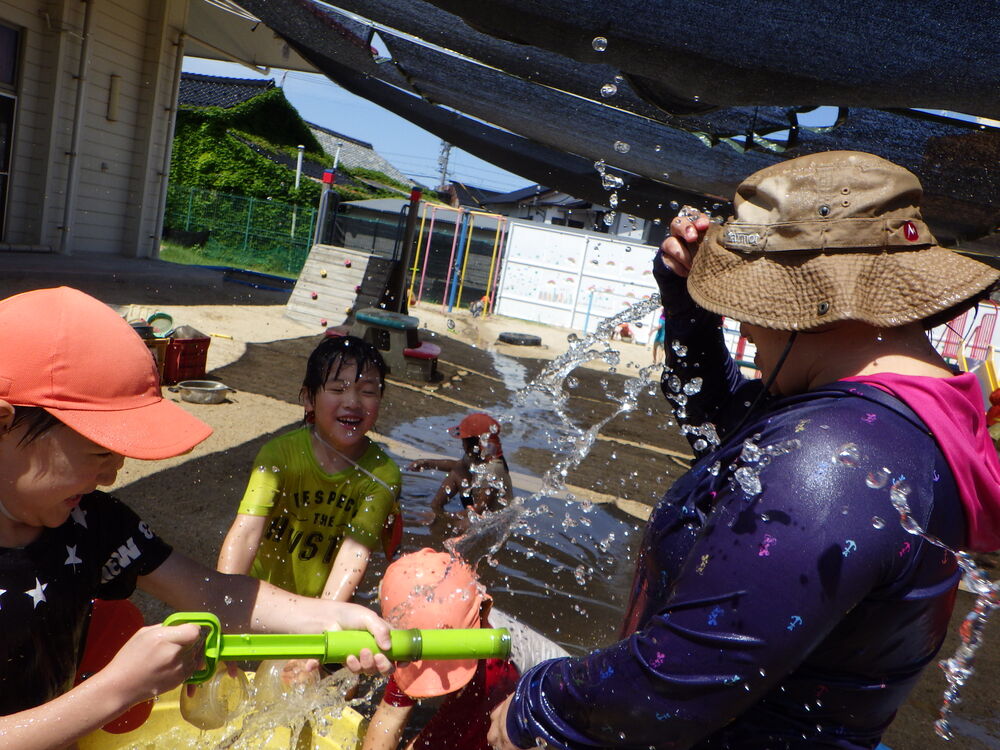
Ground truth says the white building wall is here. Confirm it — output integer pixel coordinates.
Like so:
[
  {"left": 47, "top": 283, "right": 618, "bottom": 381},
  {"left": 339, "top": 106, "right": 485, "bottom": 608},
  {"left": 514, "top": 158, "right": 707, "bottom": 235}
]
[
  {"left": 0, "top": 0, "right": 187, "bottom": 255},
  {"left": 0, "top": 1, "right": 72, "bottom": 247}
]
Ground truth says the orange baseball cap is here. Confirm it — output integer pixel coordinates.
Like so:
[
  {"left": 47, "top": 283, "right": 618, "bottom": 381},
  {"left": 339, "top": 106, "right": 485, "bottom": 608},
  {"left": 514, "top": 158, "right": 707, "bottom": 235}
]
[
  {"left": 0, "top": 287, "right": 212, "bottom": 459},
  {"left": 450, "top": 412, "right": 501, "bottom": 440},
  {"left": 379, "top": 548, "right": 486, "bottom": 698}
]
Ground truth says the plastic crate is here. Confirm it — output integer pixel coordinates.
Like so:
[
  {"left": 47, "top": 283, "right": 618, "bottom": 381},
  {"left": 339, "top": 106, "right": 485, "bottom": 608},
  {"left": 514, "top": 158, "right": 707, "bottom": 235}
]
[{"left": 162, "top": 337, "right": 210, "bottom": 385}]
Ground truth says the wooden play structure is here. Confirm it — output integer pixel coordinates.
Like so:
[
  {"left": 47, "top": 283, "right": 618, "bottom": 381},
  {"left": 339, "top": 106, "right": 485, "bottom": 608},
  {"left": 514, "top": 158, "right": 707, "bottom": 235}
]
[{"left": 287, "top": 244, "right": 440, "bottom": 381}]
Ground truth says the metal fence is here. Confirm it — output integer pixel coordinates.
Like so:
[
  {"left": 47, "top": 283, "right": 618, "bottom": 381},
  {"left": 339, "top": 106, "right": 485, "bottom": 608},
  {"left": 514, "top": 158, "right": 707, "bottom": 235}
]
[{"left": 162, "top": 184, "right": 317, "bottom": 276}]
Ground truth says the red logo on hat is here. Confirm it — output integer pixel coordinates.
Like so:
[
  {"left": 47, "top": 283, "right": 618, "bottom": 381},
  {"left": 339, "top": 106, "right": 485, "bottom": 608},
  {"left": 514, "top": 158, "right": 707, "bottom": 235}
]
[{"left": 903, "top": 221, "right": 919, "bottom": 242}]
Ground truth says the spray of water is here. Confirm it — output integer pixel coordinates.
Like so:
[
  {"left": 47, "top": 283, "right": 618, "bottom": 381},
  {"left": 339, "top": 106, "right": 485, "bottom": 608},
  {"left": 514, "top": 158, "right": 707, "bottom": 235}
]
[
  {"left": 884, "top": 480, "right": 999, "bottom": 739},
  {"left": 448, "top": 296, "right": 665, "bottom": 572}
]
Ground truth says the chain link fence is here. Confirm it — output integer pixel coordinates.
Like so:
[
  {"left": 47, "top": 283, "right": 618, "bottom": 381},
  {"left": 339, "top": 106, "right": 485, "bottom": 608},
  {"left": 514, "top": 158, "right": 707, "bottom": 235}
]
[{"left": 162, "top": 184, "right": 317, "bottom": 277}]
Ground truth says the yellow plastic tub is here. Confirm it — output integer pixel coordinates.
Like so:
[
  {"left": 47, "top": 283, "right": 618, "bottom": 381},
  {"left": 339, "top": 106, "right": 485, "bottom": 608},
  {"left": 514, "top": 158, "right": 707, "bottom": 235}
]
[{"left": 79, "top": 680, "right": 365, "bottom": 750}]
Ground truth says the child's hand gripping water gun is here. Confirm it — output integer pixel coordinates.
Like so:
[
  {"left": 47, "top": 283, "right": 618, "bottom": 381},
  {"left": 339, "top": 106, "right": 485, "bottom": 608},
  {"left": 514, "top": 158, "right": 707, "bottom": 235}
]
[{"left": 165, "top": 612, "right": 512, "bottom": 684}]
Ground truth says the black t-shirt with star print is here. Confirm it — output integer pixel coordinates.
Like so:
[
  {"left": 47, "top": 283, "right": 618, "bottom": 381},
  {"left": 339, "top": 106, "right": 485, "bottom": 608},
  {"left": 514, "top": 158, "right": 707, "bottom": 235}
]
[{"left": 0, "top": 491, "right": 172, "bottom": 713}]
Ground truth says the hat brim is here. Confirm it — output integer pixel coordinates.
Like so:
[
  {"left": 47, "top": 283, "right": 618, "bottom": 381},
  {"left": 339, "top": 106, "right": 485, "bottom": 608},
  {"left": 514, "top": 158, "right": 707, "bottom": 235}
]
[
  {"left": 47, "top": 397, "right": 212, "bottom": 460},
  {"left": 393, "top": 657, "right": 478, "bottom": 698},
  {"left": 689, "top": 225, "right": 999, "bottom": 331}
]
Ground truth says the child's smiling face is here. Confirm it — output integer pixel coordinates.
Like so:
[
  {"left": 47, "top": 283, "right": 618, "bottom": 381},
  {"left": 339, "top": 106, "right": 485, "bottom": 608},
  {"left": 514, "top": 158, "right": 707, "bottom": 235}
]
[
  {"left": 305, "top": 358, "right": 382, "bottom": 457},
  {"left": 0, "top": 418, "right": 125, "bottom": 530}
]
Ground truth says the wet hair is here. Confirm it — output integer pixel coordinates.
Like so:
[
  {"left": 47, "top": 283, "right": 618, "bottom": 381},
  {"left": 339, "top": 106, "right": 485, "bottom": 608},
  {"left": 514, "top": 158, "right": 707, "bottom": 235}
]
[
  {"left": 300, "top": 335, "right": 387, "bottom": 405},
  {"left": 11, "top": 406, "right": 62, "bottom": 447}
]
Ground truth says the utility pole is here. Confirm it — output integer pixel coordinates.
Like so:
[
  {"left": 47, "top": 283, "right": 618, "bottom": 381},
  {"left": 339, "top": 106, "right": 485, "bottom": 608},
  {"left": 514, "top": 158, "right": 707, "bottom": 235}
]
[{"left": 437, "top": 141, "right": 452, "bottom": 190}]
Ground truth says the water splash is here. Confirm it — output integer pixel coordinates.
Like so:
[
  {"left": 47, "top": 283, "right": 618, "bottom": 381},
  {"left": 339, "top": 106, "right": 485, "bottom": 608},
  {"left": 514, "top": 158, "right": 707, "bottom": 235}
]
[
  {"left": 449, "top": 297, "right": 664, "bottom": 568},
  {"left": 884, "top": 475, "right": 999, "bottom": 739}
]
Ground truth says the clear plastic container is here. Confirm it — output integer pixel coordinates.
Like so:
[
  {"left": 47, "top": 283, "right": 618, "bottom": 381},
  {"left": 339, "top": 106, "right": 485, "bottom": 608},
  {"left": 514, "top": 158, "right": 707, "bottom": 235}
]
[{"left": 179, "top": 666, "right": 249, "bottom": 730}]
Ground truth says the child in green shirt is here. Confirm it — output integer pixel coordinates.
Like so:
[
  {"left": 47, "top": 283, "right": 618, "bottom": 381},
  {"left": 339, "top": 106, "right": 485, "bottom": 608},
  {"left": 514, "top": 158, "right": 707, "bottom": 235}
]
[{"left": 218, "top": 336, "right": 402, "bottom": 602}]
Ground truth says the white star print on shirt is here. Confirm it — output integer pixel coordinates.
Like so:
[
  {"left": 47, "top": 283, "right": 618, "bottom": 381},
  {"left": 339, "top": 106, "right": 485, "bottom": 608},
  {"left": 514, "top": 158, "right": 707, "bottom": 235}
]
[
  {"left": 70, "top": 505, "right": 88, "bottom": 528},
  {"left": 65, "top": 545, "right": 83, "bottom": 569},
  {"left": 25, "top": 578, "right": 47, "bottom": 608}
]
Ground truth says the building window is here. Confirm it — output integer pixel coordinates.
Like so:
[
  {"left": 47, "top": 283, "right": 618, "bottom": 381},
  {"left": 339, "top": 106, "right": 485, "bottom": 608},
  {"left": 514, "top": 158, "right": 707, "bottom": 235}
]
[
  {"left": 0, "top": 22, "right": 18, "bottom": 240},
  {"left": 0, "top": 23, "right": 17, "bottom": 89}
]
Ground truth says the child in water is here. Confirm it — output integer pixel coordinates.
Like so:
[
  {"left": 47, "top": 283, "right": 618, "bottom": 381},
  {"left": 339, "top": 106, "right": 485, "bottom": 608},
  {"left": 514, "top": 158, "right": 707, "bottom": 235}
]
[
  {"left": 362, "top": 548, "right": 566, "bottom": 750},
  {"left": 0, "top": 288, "right": 391, "bottom": 749},
  {"left": 218, "top": 336, "right": 402, "bottom": 602},
  {"left": 408, "top": 413, "right": 513, "bottom": 516}
]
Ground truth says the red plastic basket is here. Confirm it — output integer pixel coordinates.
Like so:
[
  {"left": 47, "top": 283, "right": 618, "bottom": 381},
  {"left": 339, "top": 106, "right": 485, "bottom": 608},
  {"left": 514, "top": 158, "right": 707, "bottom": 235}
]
[{"left": 162, "top": 337, "right": 210, "bottom": 385}]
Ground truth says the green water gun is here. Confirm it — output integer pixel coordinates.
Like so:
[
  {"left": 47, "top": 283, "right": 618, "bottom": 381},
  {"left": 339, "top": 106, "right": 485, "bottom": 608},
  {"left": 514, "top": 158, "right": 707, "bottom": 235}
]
[{"left": 165, "top": 612, "right": 511, "bottom": 684}]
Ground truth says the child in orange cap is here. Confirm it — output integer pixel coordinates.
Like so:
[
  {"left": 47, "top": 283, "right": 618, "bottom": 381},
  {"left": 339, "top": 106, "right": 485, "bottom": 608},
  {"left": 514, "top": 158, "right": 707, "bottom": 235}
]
[
  {"left": 0, "top": 287, "right": 392, "bottom": 750},
  {"left": 362, "top": 548, "right": 556, "bottom": 750},
  {"left": 407, "top": 412, "right": 513, "bottom": 516}
]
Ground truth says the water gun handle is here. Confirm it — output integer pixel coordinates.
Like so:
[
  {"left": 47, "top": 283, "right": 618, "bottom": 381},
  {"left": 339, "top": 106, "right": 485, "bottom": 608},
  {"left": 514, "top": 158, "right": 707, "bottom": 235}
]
[{"left": 165, "top": 612, "right": 511, "bottom": 684}]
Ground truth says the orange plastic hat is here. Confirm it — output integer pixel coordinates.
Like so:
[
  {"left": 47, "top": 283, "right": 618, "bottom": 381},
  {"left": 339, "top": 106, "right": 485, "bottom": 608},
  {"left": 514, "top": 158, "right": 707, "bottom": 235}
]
[
  {"left": 0, "top": 287, "right": 211, "bottom": 459},
  {"left": 451, "top": 412, "right": 501, "bottom": 441},
  {"left": 379, "top": 548, "right": 486, "bottom": 698}
]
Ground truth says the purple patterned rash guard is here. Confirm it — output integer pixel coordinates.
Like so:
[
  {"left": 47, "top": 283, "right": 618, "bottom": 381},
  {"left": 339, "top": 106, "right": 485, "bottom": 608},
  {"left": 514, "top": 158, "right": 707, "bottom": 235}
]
[{"left": 505, "top": 257, "right": 968, "bottom": 749}]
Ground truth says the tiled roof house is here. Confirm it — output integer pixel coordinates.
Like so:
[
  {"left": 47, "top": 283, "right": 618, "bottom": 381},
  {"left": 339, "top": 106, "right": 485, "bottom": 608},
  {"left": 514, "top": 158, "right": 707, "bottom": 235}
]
[{"left": 307, "top": 122, "right": 415, "bottom": 187}]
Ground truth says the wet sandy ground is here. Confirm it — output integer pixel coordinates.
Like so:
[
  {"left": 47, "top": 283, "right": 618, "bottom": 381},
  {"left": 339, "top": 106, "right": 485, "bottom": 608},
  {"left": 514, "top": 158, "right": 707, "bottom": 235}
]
[{"left": 3, "top": 254, "right": 998, "bottom": 748}]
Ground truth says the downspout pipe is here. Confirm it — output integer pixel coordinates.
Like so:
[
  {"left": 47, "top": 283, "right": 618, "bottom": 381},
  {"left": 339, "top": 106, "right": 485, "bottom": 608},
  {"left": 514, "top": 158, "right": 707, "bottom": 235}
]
[
  {"left": 59, "top": 0, "right": 96, "bottom": 255},
  {"left": 151, "top": 32, "right": 186, "bottom": 257}
]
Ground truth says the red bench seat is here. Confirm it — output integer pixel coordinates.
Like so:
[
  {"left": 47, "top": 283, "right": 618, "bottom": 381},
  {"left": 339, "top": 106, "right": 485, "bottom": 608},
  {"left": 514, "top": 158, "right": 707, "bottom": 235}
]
[{"left": 404, "top": 342, "right": 441, "bottom": 360}]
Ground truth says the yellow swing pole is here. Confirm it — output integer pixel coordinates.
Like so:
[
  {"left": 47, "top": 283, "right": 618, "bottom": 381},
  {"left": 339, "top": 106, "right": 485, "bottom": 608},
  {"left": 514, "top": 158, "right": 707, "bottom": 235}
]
[
  {"left": 455, "top": 214, "right": 476, "bottom": 310},
  {"left": 407, "top": 203, "right": 429, "bottom": 305},
  {"left": 482, "top": 216, "right": 504, "bottom": 318}
]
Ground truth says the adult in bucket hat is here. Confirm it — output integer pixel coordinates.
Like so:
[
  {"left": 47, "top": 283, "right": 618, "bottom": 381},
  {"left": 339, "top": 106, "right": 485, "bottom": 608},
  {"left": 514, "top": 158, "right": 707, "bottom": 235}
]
[
  {"left": 0, "top": 287, "right": 392, "bottom": 748},
  {"left": 490, "top": 152, "right": 1000, "bottom": 750}
]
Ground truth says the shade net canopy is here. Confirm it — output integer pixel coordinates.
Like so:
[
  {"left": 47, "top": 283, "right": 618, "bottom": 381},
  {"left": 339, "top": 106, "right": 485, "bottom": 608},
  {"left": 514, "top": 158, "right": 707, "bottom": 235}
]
[{"left": 230, "top": 0, "right": 1000, "bottom": 250}]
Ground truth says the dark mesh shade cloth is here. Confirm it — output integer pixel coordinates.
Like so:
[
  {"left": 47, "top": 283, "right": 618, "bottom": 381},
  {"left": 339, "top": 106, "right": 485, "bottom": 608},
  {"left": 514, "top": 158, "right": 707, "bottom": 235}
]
[{"left": 232, "top": 0, "right": 1000, "bottom": 247}]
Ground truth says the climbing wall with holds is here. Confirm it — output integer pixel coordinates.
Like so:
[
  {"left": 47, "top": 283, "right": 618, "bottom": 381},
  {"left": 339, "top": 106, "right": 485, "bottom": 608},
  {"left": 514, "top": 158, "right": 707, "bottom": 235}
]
[{"left": 285, "top": 245, "right": 373, "bottom": 329}]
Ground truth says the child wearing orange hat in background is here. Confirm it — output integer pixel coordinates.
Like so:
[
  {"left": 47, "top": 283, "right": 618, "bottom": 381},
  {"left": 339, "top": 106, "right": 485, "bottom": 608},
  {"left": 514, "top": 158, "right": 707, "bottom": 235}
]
[
  {"left": 362, "top": 549, "right": 565, "bottom": 750},
  {"left": 407, "top": 413, "right": 513, "bottom": 516}
]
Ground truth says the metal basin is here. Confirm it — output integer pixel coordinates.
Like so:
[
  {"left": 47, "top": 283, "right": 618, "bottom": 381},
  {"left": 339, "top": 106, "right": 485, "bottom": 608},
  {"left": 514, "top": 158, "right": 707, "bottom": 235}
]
[{"left": 170, "top": 380, "right": 234, "bottom": 404}]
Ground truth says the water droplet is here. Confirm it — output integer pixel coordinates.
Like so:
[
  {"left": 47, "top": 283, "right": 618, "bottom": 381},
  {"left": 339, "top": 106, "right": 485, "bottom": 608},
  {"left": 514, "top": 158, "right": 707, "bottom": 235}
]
[
  {"left": 871, "top": 516, "right": 886, "bottom": 529},
  {"left": 601, "top": 172, "right": 624, "bottom": 190},
  {"left": 447, "top": 319, "right": 456, "bottom": 330},
  {"left": 591, "top": 36, "right": 608, "bottom": 51},
  {"left": 223, "top": 595, "right": 233, "bottom": 605},
  {"left": 613, "top": 140, "right": 630, "bottom": 154},
  {"left": 889, "top": 479, "right": 912, "bottom": 504},
  {"left": 693, "top": 438, "right": 707, "bottom": 451},
  {"left": 740, "top": 439, "right": 762, "bottom": 463},
  {"left": 608, "top": 192, "right": 619, "bottom": 208},
  {"left": 865, "top": 468, "right": 889, "bottom": 489},
  {"left": 654, "top": 144, "right": 662, "bottom": 152},
  {"left": 669, "top": 200, "right": 680, "bottom": 210},
  {"left": 682, "top": 377, "right": 703, "bottom": 395},
  {"left": 603, "top": 211, "right": 616, "bottom": 226},
  {"left": 600, "top": 83, "right": 618, "bottom": 98},
  {"left": 574, "top": 565, "right": 588, "bottom": 585},
  {"left": 735, "top": 466, "right": 762, "bottom": 497},
  {"left": 833, "top": 443, "right": 861, "bottom": 467},
  {"left": 671, "top": 340, "right": 688, "bottom": 356},
  {"left": 567, "top": 333, "right": 579, "bottom": 343},
  {"left": 566, "top": 376, "right": 579, "bottom": 389}
]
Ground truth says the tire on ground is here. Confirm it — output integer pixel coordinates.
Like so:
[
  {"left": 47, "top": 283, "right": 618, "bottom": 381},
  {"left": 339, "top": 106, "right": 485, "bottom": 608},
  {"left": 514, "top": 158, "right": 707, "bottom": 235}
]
[{"left": 498, "top": 332, "right": 542, "bottom": 346}]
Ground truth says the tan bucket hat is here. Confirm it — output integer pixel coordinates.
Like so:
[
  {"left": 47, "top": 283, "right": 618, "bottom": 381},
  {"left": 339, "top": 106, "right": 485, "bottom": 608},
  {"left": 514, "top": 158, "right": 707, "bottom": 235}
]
[{"left": 687, "top": 151, "right": 999, "bottom": 331}]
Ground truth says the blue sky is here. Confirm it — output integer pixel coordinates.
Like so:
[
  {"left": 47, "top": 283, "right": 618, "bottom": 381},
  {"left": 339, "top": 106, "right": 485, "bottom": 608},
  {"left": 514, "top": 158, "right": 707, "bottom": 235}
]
[{"left": 182, "top": 57, "right": 533, "bottom": 193}]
